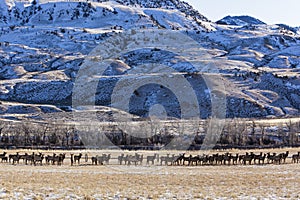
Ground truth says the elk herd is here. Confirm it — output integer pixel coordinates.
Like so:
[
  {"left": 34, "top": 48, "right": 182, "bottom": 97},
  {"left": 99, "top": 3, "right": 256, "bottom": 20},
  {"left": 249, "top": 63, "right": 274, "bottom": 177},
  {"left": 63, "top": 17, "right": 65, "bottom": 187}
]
[
  {"left": 0, "top": 150, "right": 299, "bottom": 167},
  {"left": 0, "top": 152, "right": 66, "bottom": 166}
]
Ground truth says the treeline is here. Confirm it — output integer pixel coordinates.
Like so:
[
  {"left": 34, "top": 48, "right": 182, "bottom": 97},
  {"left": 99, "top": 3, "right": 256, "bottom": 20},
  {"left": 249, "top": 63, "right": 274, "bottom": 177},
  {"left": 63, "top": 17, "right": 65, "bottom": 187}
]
[
  {"left": 0, "top": 118, "right": 299, "bottom": 149},
  {"left": 0, "top": 121, "right": 83, "bottom": 149},
  {"left": 211, "top": 119, "right": 300, "bottom": 149}
]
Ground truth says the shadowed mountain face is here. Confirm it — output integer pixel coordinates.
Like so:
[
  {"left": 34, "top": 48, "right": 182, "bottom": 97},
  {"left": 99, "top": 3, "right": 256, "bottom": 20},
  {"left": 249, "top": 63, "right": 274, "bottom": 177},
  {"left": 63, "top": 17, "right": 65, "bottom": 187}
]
[
  {"left": 216, "top": 15, "right": 266, "bottom": 26},
  {"left": 0, "top": 0, "right": 299, "bottom": 121}
]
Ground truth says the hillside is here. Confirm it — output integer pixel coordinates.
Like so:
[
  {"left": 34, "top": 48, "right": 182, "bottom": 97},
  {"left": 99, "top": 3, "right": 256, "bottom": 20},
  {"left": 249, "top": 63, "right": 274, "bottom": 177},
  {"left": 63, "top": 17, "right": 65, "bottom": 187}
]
[
  {"left": 0, "top": 0, "right": 299, "bottom": 122},
  {"left": 216, "top": 15, "right": 266, "bottom": 26}
]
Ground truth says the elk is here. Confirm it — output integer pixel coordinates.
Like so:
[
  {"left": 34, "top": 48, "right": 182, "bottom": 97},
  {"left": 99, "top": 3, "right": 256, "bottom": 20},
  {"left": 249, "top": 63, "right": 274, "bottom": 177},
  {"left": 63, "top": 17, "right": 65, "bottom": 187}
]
[
  {"left": 91, "top": 156, "right": 98, "bottom": 165},
  {"left": 0, "top": 152, "right": 7, "bottom": 162},
  {"left": 242, "top": 152, "right": 254, "bottom": 165},
  {"left": 257, "top": 153, "right": 266, "bottom": 165},
  {"left": 172, "top": 154, "right": 184, "bottom": 166},
  {"left": 8, "top": 152, "right": 20, "bottom": 164},
  {"left": 253, "top": 152, "right": 263, "bottom": 164},
  {"left": 215, "top": 154, "right": 223, "bottom": 165},
  {"left": 267, "top": 153, "right": 276, "bottom": 164},
  {"left": 25, "top": 153, "right": 35, "bottom": 165},
  {"left": 52, "top": 153, "right": 65, "bottom": 165},
  {"left": 73, "top": 153, "right": 82, "bottom": 165},
  {"left": 188, "top": 155, "right": 200, "bottom": 166},
  {"left": 280, "top": 151, "right": 289, "bottom": 164},
  {"left": 1, "top": 156, "right": 8, "bottom": 162},
  {"left": 0, "top": 152, "right": 6, "bottom": 157},
  {"left": 159, "top": 154, "right": 169, "bottom": 165},
  {"left": 118, "top": 153, "right": 125, "bottom": 165},
  {"left": 19, "top": 153, "right": 29, "bottom": 164},
  {"left": 96, "top": 155, "right": 105, "bottom": 165},
  {"left": 45, "top": 153, "right": 56, "bottom": 165},
  {"left": 126, "top": 154, "right": 141, "bottom": 166},
  {"left": 163, "top": 154, "right": 177, "bottom": 166},
  {"left": 102, "top": 154, "right": 111, "bottom": 165},
  {"left": 232, "top": 154, "right": 239, "bottom": 165},
  {"left": 292, "top": 152, "right": 300, "bottom": 163},
  {"left": 146, "top": 153, "right": 158, "bottom": 165},
  {"left": 223, "top": 153, "right": 232, "bottom": 165},
  {"left": 58, "top": 153, "right": 66, "bottom": 165},
  {"left": 137, "top": 154, "right": 143, "bottom": 165},
  {"left": 208, "top": 154, "right": 216, "bottom": 165},
  {"left": 33, "top": 153, "right": 44, "bottom": 166},
  {"left": 181, "top": 154, "right": 191, "bottom": 166},
  {"left": 10, "top": 152, "right": 20, "bottom": 165},
  {"left": 273, "top": 154, "right": 282, "bottom": 165}
]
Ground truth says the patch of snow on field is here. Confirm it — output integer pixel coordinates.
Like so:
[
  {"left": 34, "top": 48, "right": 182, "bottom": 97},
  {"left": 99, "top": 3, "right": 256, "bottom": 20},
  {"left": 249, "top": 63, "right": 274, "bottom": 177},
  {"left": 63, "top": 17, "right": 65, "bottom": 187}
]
[{"left": 0, "top": 188, "right": 8, "bottom": 199}]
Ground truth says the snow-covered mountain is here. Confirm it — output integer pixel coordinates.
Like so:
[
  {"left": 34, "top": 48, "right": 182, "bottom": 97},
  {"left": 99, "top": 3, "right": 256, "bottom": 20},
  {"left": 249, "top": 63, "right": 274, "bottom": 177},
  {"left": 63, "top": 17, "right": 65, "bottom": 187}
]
[
  {"left": 0, "top": 0, "right": 299, "bottom": 121},
  {"left": 216, "top": 15, "right": 266, "bottom": 26}
]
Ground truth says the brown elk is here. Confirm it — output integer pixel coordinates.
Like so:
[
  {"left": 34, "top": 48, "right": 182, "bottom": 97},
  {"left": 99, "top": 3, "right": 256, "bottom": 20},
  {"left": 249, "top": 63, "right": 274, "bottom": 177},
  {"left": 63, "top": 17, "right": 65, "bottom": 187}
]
[
  {"left": 91, "top": 156, "right": 98, "bottom": 165},
  {"left": 267, "top": 153, "right": 275, "bottom": 164},
  {"left": 188, "top": 155, "right": 200, "bottom": 166},
  {"left": 73, "top": 153, "right": 82, "bottom": 165},
  {"left": 292, "top": 152, "right": 300, "bottom": 163},
  {"left": 242, "top": 152, "right": 254, "bottom": 165},
  {"left": 172, "top": 154, "right": 185, "bottom": 166},
  {"left": 257, "top": 153, "right": 266, "bottom": 165},
  {"left": 253, "top": 152, "right": 263, "bottom": 164},
  {"left": 45, "top": 153, "right": 56, "bottom": 165},
  {"left": 10, "top": 152, "right": 20, "bottom": 165},
  {"left": 223, "top": 153, "right": 232, "bottom": 165},
  {"left": 19, "top": 153, "right": 29, "bottom": 164},
  {"left": 52, "top": 153, "right": 65, "bottom": 165},
  {"left": 280, "top": 151, "right": 289, "bottom": 164},
  {"left": 0, "top": 152, "right": 7, "bottom": 162},
  {"left": 232, "top": 154, "right": 239, "bottom": 165},
  {"left": 25, "top": 153, "right": 35, "bottom": 165},
  {"left": 33, "top": 153, "right": 44, "bottom": 166}
]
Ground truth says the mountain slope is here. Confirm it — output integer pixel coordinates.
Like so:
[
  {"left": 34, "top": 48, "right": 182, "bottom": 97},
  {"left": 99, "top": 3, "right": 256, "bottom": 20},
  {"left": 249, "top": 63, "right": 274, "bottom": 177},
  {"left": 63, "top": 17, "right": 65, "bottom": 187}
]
[
  {"left": 216, "top": 15, "right": 266, "bottom": 26},
  {"left": 0, "top": 0, "right": 299, "bottom": 121}
]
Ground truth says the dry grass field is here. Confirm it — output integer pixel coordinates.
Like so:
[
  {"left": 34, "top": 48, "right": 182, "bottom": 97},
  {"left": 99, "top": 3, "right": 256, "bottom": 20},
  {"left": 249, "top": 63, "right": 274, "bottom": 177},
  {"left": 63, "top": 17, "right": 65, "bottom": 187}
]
[{"left": 0, "top": 148, "right": 300, "bottom": 199}]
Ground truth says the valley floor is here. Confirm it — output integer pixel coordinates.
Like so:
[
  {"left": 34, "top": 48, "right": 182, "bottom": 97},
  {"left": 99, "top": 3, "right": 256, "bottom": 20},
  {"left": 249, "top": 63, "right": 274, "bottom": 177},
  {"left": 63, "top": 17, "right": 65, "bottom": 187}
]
[{"left": 0, "top": 149, "right": 300, "bottom": 199}]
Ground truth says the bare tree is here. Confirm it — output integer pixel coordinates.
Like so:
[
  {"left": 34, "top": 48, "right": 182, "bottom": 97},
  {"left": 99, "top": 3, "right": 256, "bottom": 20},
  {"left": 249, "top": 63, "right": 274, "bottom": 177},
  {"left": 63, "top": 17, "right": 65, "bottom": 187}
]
[
  {"left": 258, "top": 123, "right": 266, "bottom": 146},
  {"left": 40, "top": 123, "right": 50, "bottom": 145},
  {"left": 286, "top": 120, "right": 299, "bottom": 146},
  {"left": 233, "top": 118, "right": 247, "bottom": 146}
]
